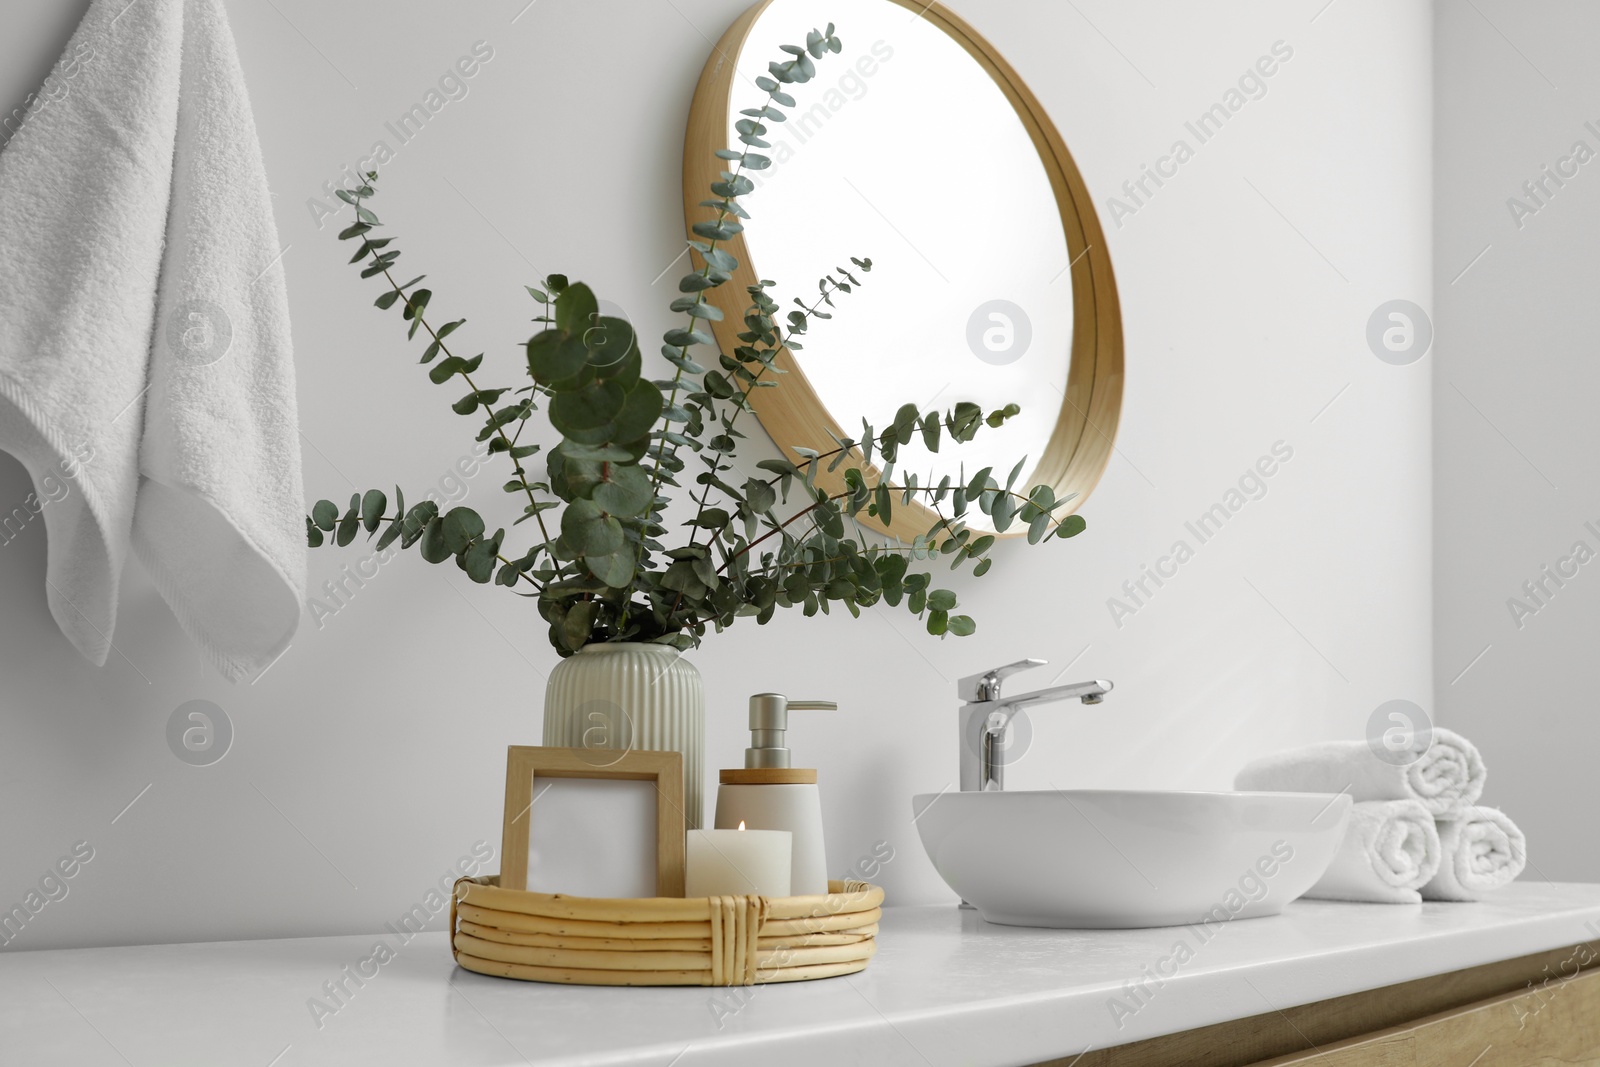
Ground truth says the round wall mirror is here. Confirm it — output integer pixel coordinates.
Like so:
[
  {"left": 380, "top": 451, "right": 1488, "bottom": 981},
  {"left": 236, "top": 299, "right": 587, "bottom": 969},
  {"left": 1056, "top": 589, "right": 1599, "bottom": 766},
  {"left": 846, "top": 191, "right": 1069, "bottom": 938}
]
[{"left": 684, "top": 0, "right": 1122, "bottom": 538}]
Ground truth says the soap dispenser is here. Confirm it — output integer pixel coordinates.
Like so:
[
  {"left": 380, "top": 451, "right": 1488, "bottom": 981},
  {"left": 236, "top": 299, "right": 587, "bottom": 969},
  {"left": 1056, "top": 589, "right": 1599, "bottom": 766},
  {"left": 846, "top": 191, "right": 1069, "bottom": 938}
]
[{"left": 713, "top": 693, "right": 835, "bottom": 896}]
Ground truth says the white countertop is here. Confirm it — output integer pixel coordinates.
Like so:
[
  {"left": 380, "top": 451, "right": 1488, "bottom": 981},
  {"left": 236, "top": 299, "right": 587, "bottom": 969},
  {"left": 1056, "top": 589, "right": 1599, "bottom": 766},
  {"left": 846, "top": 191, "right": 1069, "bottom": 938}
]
[{"left": 3, "top": 883, "right": 1598, "bottom": 1067}]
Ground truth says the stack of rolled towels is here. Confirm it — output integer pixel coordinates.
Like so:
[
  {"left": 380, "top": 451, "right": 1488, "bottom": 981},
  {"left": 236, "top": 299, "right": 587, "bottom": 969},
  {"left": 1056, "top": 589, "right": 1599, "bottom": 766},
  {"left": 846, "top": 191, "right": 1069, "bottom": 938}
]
[{"left": 1233, "top": 728, "right": 1527, "bottom": 903}]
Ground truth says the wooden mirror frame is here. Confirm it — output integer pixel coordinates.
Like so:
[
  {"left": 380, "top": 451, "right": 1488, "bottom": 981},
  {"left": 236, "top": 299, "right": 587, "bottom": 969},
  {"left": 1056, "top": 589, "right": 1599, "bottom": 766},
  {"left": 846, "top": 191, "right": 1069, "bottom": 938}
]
[{"left": 682, "top": 0, "right": 1123, "bottom": 540}]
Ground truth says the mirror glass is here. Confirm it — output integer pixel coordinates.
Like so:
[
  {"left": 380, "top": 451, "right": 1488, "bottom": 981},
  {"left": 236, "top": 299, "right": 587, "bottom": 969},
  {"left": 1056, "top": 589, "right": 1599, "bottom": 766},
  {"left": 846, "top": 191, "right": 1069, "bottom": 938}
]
[{"left": 689, "top": 0, "right": 1120, "bottom": 537}]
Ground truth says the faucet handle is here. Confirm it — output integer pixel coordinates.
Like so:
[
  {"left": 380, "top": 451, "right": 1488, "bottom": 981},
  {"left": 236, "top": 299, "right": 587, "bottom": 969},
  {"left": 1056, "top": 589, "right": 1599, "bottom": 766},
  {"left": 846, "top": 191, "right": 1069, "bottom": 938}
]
[{"left": 958, "top": 658, "right": 1047, "bottom": 702}]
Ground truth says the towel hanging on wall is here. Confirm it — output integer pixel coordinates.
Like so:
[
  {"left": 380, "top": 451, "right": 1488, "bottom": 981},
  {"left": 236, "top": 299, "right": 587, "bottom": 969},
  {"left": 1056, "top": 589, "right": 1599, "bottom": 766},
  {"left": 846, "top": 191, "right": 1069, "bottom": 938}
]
[{"left": 0, "top": 0, "right": 305, "bottom": 681}]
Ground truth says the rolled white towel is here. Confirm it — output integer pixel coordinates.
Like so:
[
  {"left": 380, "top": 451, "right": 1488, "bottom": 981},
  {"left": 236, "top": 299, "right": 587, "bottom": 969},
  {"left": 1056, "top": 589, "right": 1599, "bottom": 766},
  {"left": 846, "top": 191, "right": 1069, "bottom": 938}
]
[
  {"left": 1421, "top": 807, "right": 1526, "bottom": 901},
  {"left": 1303, "top": 800, "right": 1441, "bottom": 904},
  {"left": 1233, "top": 728, "right": 1485, "bottom": 816}
]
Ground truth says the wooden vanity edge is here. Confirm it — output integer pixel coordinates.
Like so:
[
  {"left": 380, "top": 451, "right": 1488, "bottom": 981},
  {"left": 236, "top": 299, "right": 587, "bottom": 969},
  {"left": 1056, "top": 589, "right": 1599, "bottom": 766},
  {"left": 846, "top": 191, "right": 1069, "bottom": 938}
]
[{"left": 1031, "top": 938, "right": 1600, "bottom": 1067}]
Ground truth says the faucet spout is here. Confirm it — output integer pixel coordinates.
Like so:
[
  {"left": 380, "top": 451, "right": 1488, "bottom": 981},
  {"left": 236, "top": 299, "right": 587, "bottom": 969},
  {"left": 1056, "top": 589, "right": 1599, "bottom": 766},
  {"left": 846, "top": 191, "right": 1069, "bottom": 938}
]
[{"left": 999, "top": 678, "right": 1112, "bottom": 712}]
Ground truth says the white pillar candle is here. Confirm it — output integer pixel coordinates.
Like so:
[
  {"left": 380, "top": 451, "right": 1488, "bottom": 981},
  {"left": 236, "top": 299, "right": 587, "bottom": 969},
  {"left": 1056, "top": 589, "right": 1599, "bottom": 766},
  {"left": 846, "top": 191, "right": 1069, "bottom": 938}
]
[{"left": 685, "top": 822, "right": 792, "bottom": 897}]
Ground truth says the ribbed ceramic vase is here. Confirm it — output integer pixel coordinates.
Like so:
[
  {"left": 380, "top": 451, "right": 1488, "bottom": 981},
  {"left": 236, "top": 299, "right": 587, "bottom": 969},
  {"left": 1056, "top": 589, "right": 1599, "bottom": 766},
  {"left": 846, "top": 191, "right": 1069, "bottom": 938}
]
[{"left": 541, "top": 643, "right": 705, "bottom": 829}]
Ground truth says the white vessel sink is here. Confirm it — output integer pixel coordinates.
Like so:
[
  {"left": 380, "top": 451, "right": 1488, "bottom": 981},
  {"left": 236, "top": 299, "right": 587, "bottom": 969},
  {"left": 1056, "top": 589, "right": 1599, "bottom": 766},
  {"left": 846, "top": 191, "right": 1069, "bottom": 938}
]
[{"left": 913, "top": 789, "right": 1351, "bottom": 929}]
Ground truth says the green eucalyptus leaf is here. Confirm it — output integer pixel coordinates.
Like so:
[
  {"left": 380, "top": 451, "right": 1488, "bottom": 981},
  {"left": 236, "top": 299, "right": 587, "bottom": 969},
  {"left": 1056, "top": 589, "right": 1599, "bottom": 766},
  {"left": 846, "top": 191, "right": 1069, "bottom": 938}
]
[
  {"left": 361, "top": 489, "right": 387, "bottom": 534},
  {"left": 586, "top": 549, "right": 635, "bottom": 588},
  {"left": 527, "top": 332, "right": 588, "bottom": 385},
  {"left": 554, "top": 282, "right": 599, "bottom": 335},
  {"left": 403, "top": 289, "right": 431, "bottom": 322},
  {"left": 966, "top": 466, "right": 993, "bottom": 501},
  {"left": 1006, "top": 457, "right": 1027, "bottom": 492},
  {"left": 311, "top": 500, "right": 339, "bottom": 532},
  {"left": 561, "top": 498, "right": 625, "bottom": 556},
  {"left": 692, "top": 220, "right": 743, "bottom": 242},
  {"left": 419, "top": 516, "right": 450, "bottom": 563},
  {"left": 664, "top": 327, "right": 715, "bottom": 349},
  {"left": 441, "top": 507, "right": 486, "bottom": 553},
  {"left": 336, "top": 507, "right": 359, "bottom": 547},
  {"left": 562, "top": 442, "right": 633, "bottom": 462},
  {"left": 611, "top": 380, "right": 664, "bottom": 443},
  {"left": 400, "top": 501, "right": 439, "bottom": 549},
  {"left": 461, "top": 530, "right": 501, "bottom": 583},
  {"left": 1028, "top": 511, "right": 1052, "bottom": 544},
  {"left": 991, "top": 492, "right": 1017, "bottom": 532},
  {"left": 550, "top": 380, "right": 625, "bottom": 435},
  {"left": 428, "top": 356, "right": 465, "bottom": 384},
  {"left": 593, "top": 464, "right": 653, "bottom": 516},
  {"left": 559, "top": 600, "right": 598, "bottom": 651},
  {"left": 671, "top": 300, "right": 724, "bottom": 321},
  {"left": 375, "top": 517, "right": 403, "bottom": 551},
  {"left": 744, "top": 478, "right": 776, "bottom": 514},
  {"left": 702, "top": 248, "right": 738, "bottom": 273},
  {"left": 585, "top": 316, "right": 638, "bottom": 371}
]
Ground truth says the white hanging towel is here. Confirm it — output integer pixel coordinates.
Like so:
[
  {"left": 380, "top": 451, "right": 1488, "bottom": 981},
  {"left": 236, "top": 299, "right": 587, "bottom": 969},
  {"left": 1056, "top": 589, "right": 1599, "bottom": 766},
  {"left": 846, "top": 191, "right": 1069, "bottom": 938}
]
[{"left": 0, "top": 0, "right": 304, "bottom": 681}]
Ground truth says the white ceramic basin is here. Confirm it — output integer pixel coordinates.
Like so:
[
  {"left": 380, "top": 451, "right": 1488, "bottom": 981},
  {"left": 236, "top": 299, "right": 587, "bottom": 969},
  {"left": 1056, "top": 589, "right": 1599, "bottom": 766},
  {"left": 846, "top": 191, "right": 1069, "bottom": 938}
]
[{"left": 913, "top": 789, "right": 1351, "bottom": 929}]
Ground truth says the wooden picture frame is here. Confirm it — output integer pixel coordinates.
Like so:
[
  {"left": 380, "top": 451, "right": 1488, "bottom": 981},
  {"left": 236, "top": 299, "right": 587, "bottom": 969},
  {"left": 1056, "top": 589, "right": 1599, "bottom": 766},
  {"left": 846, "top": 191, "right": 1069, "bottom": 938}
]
[
  {"left": 682, "top": 0, "right": 1124, "bottom": 541},
  {"left": 499, "top": 746, "right": 686, "bottom": 897}
]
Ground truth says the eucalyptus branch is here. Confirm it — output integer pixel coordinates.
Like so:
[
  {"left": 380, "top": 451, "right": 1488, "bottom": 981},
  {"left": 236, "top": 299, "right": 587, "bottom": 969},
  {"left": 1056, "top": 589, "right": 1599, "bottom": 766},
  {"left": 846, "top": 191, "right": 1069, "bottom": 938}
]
[
  {"left": 685, "top": 394, "right": 1003, "bottom": 564},
  {"left": 644, "top": 80, "right": 781, "bottom": 497},
  {"left": 344, "top": 187, "right": 558, "bottom": 564},
  {"left": 629, "top": 38, "right": 847, "bottom": 628},
  {"left": 729, "top": 481, "right": 1076, "bottom": 579},
  {"left": 392, "top": 277, "right": 555, "bottom": 554},
  {"left": 716, "top": 491, "right": 845, "bottom": 575},
  {"left": 678, "top": 274, "right": 852, "bottom": 554}
]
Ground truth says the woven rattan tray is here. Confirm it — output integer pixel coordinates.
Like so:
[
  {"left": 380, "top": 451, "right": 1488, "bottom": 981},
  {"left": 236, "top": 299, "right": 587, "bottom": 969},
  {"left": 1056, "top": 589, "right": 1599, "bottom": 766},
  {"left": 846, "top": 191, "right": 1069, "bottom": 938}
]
[{"left": 451, "top": 875, "right": 882, "bottom": 986}]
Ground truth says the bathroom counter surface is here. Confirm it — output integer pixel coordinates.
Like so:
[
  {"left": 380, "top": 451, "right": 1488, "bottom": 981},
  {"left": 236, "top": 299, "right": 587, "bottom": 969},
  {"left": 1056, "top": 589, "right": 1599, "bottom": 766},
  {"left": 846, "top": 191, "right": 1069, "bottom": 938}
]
[{"left": 2, "top": 882, "right": 1597, "bottom": 1067}]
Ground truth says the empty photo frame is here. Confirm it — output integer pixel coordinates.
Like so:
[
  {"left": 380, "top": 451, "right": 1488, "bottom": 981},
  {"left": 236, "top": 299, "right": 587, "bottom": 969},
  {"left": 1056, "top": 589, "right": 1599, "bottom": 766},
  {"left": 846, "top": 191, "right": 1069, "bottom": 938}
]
[{"left": 499, "top": 746, "right": 686, "bottom": 898}]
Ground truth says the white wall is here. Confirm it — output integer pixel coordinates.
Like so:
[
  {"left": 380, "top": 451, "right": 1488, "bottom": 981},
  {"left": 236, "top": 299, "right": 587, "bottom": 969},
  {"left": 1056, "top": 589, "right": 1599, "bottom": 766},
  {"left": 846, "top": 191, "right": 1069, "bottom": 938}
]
[
  {"left": 1434, "top": 0, "right": 1599, "bottom": 882},
  {"left": 0, "top": 0, "right": 1433, "bottom": 950}
]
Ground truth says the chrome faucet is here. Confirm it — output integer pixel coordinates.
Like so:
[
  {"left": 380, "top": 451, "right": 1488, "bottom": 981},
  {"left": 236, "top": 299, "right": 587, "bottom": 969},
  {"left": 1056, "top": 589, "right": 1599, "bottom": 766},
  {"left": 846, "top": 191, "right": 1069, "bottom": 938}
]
[{"left": 958, "top": 659, "right": 1112, "bottom": 792}]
